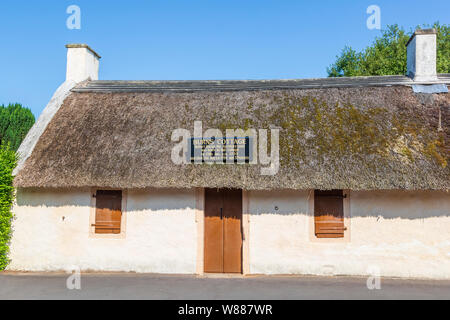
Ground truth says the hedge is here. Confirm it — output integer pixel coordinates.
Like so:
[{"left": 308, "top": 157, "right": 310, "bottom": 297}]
[{"left": 0, "top": 145, "right": 17, "bottom": 270}]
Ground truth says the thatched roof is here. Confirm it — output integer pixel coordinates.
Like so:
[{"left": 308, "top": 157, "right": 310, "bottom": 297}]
[{"left": 14, "top": 76, "right": 450, "bottom": 190}]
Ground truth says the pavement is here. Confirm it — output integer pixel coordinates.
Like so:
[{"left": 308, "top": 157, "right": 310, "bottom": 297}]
[{"left": 0, "top": 272, "right": 449, "bottom": 300}]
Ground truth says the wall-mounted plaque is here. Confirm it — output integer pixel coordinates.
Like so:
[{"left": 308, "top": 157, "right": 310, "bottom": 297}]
[{"left": 188, "top": 137, "right": 253, "bottom": 164}]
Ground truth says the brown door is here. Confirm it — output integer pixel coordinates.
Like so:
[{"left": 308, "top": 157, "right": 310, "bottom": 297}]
[{"left": 204, "top": 189, "right": 243, "bottom": 273}]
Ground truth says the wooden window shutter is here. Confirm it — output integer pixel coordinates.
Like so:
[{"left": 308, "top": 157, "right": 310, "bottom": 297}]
[
  {"left": 94, "top": 190, "right": 122, "bottom": 234},
  {"left": 314, "top": 190, "right": 346, "bottom": 238}
]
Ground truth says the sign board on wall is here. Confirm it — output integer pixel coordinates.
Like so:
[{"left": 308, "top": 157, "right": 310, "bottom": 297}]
[{"left": 188, "top": 137, "right": 253, "bottom": 164}]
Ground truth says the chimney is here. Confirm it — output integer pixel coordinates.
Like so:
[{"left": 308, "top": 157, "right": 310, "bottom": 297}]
[
  {"left": 406, "top": 29, "right": 437, "bottom": 82},
  {"left": 65, "top": 44, "right": 101, "bottom": 83}
]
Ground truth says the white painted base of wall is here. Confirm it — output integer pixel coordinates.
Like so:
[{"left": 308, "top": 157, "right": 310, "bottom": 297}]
[
  {"left": 8, "top": 188, "right": 197, "bottom": 274},
  {"left": 249, "top": 190, "right": 450, "bottom": 279},
  {"left": 8, "top": 188, "right": 450, "bottom": 279}
]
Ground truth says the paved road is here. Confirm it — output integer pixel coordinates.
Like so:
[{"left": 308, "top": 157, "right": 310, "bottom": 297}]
[{"left": 0, "top": 273, "right": 449, "bottom": 300}]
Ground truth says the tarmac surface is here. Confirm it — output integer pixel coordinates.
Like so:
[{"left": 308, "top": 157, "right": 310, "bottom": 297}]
[{"left": 0, "top": 272, "right": 449, "bottom": 300}]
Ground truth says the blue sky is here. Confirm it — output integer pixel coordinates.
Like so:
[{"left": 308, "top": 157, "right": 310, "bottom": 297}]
[{"left": 0, "top": 0, "right": 448, "bottom": 116}]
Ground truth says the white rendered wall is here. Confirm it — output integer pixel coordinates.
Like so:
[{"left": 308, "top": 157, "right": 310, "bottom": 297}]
[
  {"left": 8, "top": 188, "right": 197, "bottom": 273},
  {"left": 8, "top": 188, "right": 450, "bottom": 278},
  {"left": 249, "top": 190, "right": 450, "bottom": 279}
]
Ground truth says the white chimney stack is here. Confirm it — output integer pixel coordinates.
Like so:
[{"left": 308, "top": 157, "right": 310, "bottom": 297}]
[
  {"left": 65, "top": 44, "right": 101, "bottom": 83},
  {"left": 406, "top": 29, "right": 437, "bottom": 82}
]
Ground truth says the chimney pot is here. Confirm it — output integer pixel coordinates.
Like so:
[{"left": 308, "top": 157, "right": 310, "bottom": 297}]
[
  {"left": 65, "top": 44, "right": 101, "bottom": 83},
  {"left": 406, "top": 29, "right": 437, "bottom": 82}
]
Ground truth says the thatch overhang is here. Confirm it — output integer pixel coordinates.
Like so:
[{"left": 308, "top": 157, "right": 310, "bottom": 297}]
[{"left": 14, "top": 76, "right": 450, "bottom": 190}]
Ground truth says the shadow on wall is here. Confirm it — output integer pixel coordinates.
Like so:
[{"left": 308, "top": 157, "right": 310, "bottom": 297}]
[
  {"left": 350, "top": 190, "right": 450, "bottom": 219},
  {"left": 15, "top": 188, "right": 196, "bottom": 212},
  {"left": 16, "top": 188, "right": 92, "bottom": 208},
  {"left": 248, "top": 189, "right": 450, "bottom": 220},
  {"left": 14, "top": 188, "right": 450, "bottom": 220}
]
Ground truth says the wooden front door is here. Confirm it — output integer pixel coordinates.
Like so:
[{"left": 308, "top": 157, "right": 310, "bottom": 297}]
[{"left": 204, "top": 189, "right": 243, "bottom": 273}]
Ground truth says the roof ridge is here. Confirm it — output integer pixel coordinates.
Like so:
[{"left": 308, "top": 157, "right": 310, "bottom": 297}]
[{"left": 72, "top": 75, "right": 450, "bottom": 93}]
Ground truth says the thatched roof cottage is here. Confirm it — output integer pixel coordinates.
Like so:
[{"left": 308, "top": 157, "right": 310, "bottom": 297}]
[{"left": 8, "top": 29, "right": 450, "bottom": 278}]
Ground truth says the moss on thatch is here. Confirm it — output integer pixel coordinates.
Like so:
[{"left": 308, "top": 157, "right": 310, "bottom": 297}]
[{"left": 14, "top": 85, "right": 449, "bottom": 190}]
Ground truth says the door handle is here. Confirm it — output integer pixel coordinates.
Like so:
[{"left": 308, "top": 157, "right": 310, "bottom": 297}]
[{"left": 220, "top": 208, "right": 223, "bottom": 220}]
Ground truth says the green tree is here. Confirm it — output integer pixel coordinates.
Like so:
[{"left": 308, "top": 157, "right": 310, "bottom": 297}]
[
  {"left": 0, "top": 103, "right": 35, "bottom": 151},
  {"left": 0, "top": 145, "right": 17, "bottom": 270},
  {"left": 327, "top": 23, "right": 450, "bottom": 77}
]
